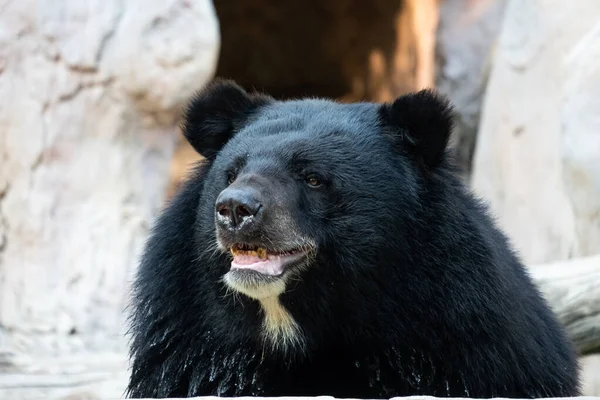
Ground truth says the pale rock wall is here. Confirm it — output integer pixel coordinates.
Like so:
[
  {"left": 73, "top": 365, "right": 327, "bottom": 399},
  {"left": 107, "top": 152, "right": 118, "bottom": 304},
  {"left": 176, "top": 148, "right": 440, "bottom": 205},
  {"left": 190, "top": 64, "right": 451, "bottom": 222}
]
[
  {"left": 471, "top": 0, "right": 600, "bottom": 265},
  {"left": 435, "top": 0, "right": 507, "bottom": 176},
  {"left": 0, "top": 0, "right": 219, "bottom": 398}
]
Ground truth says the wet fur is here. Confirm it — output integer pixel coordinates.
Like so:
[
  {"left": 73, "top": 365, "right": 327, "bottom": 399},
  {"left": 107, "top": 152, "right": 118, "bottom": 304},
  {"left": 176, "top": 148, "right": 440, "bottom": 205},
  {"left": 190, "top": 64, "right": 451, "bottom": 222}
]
[{"left": 126, "top": 80, "right": 580, "bottom": 398}]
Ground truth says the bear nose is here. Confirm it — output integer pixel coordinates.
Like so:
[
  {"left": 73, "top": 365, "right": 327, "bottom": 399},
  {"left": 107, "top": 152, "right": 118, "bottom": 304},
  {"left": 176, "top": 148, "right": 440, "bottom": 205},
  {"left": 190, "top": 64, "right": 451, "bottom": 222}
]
[{"left": 215, "top": 188, "right": 262, "bottom": 228}]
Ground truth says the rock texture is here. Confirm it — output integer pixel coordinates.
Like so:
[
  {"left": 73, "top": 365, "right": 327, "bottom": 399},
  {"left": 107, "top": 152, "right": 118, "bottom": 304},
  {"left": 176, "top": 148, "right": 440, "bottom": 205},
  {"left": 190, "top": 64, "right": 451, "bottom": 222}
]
[
  {"left": 582, "top": 354, "right": 600, "bottom": 396},
  {"left": 0, "top": 0, "right": 219, "bottom": 398},
  {"left": 471, "top": 0, "right": 600, "bottom": 265},
  {"left": 435, "top": 0, "right": 507, "bottom": 176},
  {"left": 529, "top": 255, "right": 600, "bottom": 355}
]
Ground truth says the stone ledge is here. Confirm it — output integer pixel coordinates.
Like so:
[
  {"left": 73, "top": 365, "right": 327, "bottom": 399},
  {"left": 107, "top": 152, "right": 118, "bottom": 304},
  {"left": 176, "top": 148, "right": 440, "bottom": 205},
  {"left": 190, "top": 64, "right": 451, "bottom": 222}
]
[{"left": 134, "top": 396, "right": 600, "bottom": 400}]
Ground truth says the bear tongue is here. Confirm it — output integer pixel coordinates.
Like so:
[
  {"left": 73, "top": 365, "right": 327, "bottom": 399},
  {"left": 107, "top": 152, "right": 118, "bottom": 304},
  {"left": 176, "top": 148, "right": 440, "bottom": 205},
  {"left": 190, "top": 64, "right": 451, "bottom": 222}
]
[{"left": 231, "top": 254, "right": 286, "bottom": 276}]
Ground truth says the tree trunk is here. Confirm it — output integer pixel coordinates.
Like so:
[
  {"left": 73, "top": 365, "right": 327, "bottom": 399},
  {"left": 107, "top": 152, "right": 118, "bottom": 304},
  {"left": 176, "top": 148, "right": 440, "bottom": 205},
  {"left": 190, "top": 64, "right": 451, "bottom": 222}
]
[{"left": 0, "top": 0, "right": 219, "bottom": 398}]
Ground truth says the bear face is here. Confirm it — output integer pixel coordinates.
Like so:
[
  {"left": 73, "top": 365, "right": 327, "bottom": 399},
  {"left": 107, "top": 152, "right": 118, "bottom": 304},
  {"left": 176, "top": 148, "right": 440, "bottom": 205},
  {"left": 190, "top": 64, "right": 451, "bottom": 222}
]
[
  {"left": 185, "top": 80, "right": 454, "bottom": 350},
  {"left": 201, "top": 102, "right": 420, "bottom": 292},
  {"left": 126, "top": 79, "right": 580, "bottom": 399}
]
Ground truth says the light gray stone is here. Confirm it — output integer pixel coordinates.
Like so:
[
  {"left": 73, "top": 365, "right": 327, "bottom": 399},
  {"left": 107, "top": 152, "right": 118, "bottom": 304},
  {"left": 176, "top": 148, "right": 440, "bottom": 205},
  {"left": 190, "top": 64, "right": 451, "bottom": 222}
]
[
  {"left": 471, "top": 0, "right": 600, "bottom": 265},
  {"left": 435, "top": 0, "right": 507, "bottom": 176},
  {"left": 0, "top": 0, "right": 219, "bottom": 398}
]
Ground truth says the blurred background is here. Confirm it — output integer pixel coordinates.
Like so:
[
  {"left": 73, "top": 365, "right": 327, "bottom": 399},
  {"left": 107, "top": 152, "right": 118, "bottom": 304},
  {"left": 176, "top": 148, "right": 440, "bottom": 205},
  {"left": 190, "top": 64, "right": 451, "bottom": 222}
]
[{"left": 0, "top": 0, "right": 599, "bottom": 398}]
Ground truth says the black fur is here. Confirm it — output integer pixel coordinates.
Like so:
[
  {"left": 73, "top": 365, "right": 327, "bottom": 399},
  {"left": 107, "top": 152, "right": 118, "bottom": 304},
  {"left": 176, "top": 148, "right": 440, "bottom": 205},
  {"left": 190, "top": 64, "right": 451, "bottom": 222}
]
[
  {"left": 181, "top": 78, "right": 273, "bottom": 160},
  {"left": 126, "top": 80, "right": 580, "bottom": 398},
  {"left": 378, "top": 89, "right": 454, "bottom": 170}
]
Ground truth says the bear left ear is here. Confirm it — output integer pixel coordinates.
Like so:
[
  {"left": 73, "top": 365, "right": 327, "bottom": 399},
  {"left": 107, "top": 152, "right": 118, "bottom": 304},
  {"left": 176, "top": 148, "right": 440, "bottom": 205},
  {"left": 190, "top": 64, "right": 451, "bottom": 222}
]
[
  {"left": 181, "top": 79, "right": 274, "bottom": 160},
  {"left": 378, "top": 89, "right": 454, "bottom": 170}
]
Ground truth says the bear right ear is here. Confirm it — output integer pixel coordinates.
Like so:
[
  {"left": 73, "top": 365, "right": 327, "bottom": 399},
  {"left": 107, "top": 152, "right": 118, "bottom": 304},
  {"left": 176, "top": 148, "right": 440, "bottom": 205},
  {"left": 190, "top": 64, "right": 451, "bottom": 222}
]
[
  {"left": 181, "top": 79, "right": 273, "bottom": 160},
  {"left": 378, "top": 89, "right": 454, "bottom": 171}
]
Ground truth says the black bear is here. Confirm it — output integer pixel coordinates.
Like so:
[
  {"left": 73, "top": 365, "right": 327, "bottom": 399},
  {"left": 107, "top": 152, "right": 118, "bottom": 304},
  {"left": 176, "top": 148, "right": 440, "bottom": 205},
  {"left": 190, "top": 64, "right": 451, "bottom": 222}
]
[{"left": 126, "top": 79, "right": 580, "bottom": 398}]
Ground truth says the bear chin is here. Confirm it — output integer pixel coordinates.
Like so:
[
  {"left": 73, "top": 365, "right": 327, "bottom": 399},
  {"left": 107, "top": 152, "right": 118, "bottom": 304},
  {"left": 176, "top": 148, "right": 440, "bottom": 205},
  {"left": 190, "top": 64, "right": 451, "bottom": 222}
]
[{"left": 223, "top": 269, "right": 289, "bottom": 300}]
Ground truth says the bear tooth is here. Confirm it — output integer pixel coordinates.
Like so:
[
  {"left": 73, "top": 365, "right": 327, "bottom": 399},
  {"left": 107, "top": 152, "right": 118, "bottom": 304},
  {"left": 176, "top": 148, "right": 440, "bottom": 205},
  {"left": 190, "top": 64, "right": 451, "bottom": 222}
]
[{"left": 257, "top": 247, "right": 267, "bottom": 260}]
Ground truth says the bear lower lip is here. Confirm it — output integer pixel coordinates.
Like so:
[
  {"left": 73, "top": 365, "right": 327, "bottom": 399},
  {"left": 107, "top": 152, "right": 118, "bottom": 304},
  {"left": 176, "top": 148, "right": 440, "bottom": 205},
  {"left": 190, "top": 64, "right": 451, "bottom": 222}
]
[{"left": 231, "top": 255, "right": 296, "bottom": 276}]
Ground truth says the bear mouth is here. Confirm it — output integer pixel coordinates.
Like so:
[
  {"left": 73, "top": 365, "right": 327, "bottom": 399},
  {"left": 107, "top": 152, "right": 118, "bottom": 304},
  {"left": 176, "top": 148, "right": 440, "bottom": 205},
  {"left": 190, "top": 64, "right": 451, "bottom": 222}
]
[{"left": 229, "top": 243, "right": 311, "bottom": 276}]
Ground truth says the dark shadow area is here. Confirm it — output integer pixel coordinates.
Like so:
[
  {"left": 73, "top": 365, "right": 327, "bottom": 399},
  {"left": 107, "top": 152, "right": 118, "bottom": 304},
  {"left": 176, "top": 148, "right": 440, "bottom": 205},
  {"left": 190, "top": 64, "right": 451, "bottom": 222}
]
[{"left": 213, "top": 0, "right": 405, "bottom": 101}]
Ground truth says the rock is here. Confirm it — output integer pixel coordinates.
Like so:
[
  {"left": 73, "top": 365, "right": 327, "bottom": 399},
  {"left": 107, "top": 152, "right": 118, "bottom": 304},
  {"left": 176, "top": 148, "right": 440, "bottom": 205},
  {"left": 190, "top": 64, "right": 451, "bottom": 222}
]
[
  {"left": 471, "top": 0, "right": 600, "bottom": 265},
  {"left": 0, "top": 0, "right": 219, "bottom": 396},
  {"left": 435, "top": 0, "right": 507, "bottom": 176},
  {"left": 582, "top": 354, "right": 600, "bottom": 396},
  {"left": 529, "top": 255, "right": 600, "bottom": 355}
]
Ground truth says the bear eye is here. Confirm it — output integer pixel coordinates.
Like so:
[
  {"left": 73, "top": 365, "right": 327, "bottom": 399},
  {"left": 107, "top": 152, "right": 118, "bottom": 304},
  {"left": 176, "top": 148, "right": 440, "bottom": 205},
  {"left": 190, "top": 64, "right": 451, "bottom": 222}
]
[
  {"left": 226, "top": 171, "right": 236, "bottom": 185},
  {"left": 305, "top": 175, "right": 322, "bottom": 188}
]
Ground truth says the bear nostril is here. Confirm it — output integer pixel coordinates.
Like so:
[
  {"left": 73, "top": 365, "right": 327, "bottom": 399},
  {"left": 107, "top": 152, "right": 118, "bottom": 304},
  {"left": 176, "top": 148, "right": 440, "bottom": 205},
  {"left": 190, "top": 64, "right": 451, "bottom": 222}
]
[
  {"left": 217, "top": 204, "right": 230, "bottom": 218},
  {"left": 235, "top": 204, "right": 252, "bottom": 218}
]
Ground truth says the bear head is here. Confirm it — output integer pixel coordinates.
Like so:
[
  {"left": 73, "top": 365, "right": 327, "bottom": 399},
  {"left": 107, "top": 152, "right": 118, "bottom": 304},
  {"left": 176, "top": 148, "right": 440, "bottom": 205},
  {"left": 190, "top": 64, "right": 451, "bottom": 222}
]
[{"left": 180, "top": 79, "right": 455, "bottom": 349}]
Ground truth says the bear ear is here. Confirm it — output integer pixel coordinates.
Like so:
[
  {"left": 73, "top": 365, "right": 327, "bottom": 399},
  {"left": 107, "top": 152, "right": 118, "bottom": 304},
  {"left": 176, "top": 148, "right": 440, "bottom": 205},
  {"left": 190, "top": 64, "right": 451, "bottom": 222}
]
[
  {"left": 180, "top": 79, "right": 273, "bottom": 160},
  {"left": 378, "top": 89, "right": 454, "bottom": 170}
]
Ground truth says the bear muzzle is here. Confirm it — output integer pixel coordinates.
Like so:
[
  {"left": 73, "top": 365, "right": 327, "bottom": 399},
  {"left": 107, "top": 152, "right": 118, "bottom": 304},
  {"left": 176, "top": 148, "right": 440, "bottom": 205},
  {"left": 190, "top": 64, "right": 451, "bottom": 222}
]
[{"left": 214, "top": 177, "right": 316, "bottom": 284}]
